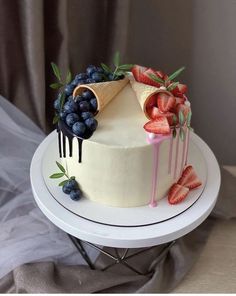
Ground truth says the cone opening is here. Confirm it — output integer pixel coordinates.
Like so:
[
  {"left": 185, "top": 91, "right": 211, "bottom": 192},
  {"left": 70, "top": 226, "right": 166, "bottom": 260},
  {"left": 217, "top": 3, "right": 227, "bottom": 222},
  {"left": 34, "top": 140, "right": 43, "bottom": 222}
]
[{"left": 73, "top": 84, "right": 99, "bottom": 114}]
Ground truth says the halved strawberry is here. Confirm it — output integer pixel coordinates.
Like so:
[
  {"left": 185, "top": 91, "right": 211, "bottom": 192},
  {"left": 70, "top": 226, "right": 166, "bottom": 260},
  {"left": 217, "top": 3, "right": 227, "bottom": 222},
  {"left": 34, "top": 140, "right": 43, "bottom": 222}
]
[
  {"left": 178, "top": 165, "right": 202, "bottom": 189},
  {"left": 156, "top": 70, "right": 165, "bottom": 79},
  {"left": 146, "top": 94, "right": 157, "bottom": 109},
  {"left": 149, "top": 107, "right": 159, "bottom": 119},
  {"left": 168, "top": 183, "right": 189, "bottom": 205},
  {"left": 139, "top": 68, "right": 160, "bottom": 87},
  {"left": 175, "top": 96, "right": 186, "bottom": 105},
  {"left": 143, "top": 116, "right": 171, "bottom": 135},
  {"left": 178, "top": 83, "right": 188, "bottom": 94},
  {"left": 157, "top": 93, "right": 176, "bottom": 112},
  {"left": 175, "top": 103, "right": 191, "bottom": 120},
  {"left": 132, "top": 65, "right": 147, "bottom": 81}
]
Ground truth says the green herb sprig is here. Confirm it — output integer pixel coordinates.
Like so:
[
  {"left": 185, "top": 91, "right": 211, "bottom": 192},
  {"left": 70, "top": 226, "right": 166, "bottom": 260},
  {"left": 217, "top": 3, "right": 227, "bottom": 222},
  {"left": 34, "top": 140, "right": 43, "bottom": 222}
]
[
  {"left": 49, "top": 161, "right": 76, "bottom": 187},
  {"left": 148, "top": 66, "right": 185, "bottom": 91},
  {"left": 50, "top": 62, "right": 72, "bottom": 124},
  {"left": 101, "top": 51, "right": 134, "bottom": 80}
]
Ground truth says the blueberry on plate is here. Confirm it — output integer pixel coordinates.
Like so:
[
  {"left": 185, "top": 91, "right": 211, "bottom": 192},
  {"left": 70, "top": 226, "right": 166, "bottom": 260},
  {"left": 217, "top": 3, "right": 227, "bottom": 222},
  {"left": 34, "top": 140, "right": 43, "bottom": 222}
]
[
  {"left": 86, "top": 65, "right": 97, "bottom": 77},
  {"left": 75, "top": 73, "right": 88, "bottom": 80},
  {"left": 63, "top": 99, "right": 78, "bottom": 113},
  {"left": 64, "top": 84, "right": 75, "bottom": 96},
  {"left": 66, "top": 113, "right": 80, "bottom": 127},
  {"left": 81, "top": 90, "right": 94, "bottom": 101},
  {"left": 78, "top": 100, "right": 90, "bottom": 112},
  {"left": 70, "top": 189, "right": 82, "bottom": 201},
  {"left": 85, "top": 117, "right": 98, "bottom": 132},
  {"left": 62, "top": 182, "right": 71, "bottom": 194},
  {"left": 72, "top": 122, "right": 86, "bottom": 137},
  {"left": 81, "top": 112, "right": 93, "bottom": 121},
  {"left": 90, "top": 98, "right": 98, "bottom": 112},
  {"left": 91, "top": 72, "right": 103, "bottom": 82}
]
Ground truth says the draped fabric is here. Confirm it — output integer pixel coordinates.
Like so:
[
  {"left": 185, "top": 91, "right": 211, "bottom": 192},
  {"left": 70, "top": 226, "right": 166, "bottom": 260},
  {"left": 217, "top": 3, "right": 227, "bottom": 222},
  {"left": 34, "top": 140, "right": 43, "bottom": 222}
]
[{"left": 0, "top": 0, "right": 236, "bottom": 163}]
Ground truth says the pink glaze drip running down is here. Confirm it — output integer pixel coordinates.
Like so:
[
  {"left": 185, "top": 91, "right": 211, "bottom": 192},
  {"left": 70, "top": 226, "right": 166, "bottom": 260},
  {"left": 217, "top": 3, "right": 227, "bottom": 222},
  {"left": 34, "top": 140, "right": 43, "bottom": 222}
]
[
  {"left": 174, "top": 130, "right": 180, "bottom": 180},
  {"left": 185, "top": 128, "right": 190, "bottom": 165},
  {"left": 180, "top": 129, "right": 187, "bottom": 174},
  {"left": 147, "top": 133, "right": 171, "bottom": 207},
  {"left": 168, "top": 135, "right": 174, "bottom": 176}
]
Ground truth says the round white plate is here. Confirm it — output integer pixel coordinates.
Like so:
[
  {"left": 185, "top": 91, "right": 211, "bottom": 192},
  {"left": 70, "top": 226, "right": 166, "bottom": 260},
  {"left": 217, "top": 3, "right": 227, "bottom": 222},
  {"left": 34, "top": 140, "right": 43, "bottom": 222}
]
[{"left": 41, "top": 133, "right": 207, "bottom": 227}]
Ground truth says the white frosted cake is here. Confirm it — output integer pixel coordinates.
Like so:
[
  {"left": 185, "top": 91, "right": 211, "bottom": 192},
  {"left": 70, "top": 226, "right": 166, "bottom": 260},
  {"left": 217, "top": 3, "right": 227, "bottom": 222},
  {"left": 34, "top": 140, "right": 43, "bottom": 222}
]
[{"left": 50, "top": 60, "right": 202, "bottom": 207}]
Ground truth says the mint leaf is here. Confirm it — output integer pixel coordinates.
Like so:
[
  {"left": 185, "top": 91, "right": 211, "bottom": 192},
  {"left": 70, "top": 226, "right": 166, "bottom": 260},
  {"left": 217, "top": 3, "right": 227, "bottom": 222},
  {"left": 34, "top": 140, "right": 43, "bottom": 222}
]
[
  {"left": 149, "top": 74, "right": 164, "bottom": 84},
  {"left": 50, "top": 173, "right": 65, "bottom": 179},
  {"left": 50, "top": 82, "right": 64, "bottom": 89},
  {"left": 53, "top": 114, "right": 59, "bottom": 125},
  {"left": 59, "top": 180, "right": 68, "bottom": 187},
  {"left": 59, "top": 92, "right": 66, "bottom": 110},
  {"left": 187, "top": 110, "right": 192, "bottom": 126},
  {"left": 56, "top": 161, "right": 66, "bottom": 173},
  {"left": 101, "top": 63, "right": 112, "bottom": 73},
  {"left": 179, "top": 110, "right": 185, "bottom": 126},
  {"left": 168, "top": 66, "right": 185, "bottom": 82},
  {"left": 113, "top": 51, "right": 120, "bottom": 67},
  {"left": 172, "top": 128, "right": 177, "bottom": 138},
  {"left": 167, "top": 81, "right": 179, "bottom": 91},
  {"left": 172, "top": 114, "right": 178, "bottom": 126},
  {"left": 51, "top": 62, "right": 61, "bottom": 81},
  {"left": 66, "top": 70, "right": 72, "bottom": 84},
  {"left": 118, "top": 64, "right": 134, "bottom": 71},
  {"left": 179, "top": 128, "right": 185, "bottom": 141}
]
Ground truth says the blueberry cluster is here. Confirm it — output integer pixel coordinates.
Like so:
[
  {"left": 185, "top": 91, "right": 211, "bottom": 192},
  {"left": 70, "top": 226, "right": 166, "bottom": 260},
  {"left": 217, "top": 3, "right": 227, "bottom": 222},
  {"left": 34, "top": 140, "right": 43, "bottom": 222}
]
[
  {"left": 62, "top": 178, "right": 82, "bottom": 201},
  {"left": 53, "top": 64, "right": 124, "bottom": 138}
]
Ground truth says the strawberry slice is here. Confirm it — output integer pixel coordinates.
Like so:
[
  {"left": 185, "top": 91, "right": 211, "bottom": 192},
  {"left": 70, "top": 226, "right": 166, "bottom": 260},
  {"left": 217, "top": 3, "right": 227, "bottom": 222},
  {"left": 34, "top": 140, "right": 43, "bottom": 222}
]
[
  {"left": 168, "top": 183, "right": 189, "bottom": 204},
  {"left": 149, "top": 107, "right": 159, "bottom": 119},
  {"left": 148, "top": 109, "right": 176, "bottom": 126},
  {"left": 156, "top": 70, "right": 164, "bottom": 79},
  {"left": 132, "top": 65, "right": 147, "bottom": 81},
  {"left": 176, "top": 103, "right": 191, "bottom": 120},
  {"left": 139, "top": 68, "right": 161, "bottom": 87},
  {"left": 178, "top": 165, "right": 202, "bottom": 189},
  {"left": 144, "top": 116, "right": 171, "bottom": 135},
  {"left": 178, "top": 83, "right": 188, "bottom": 94},
  {"left": 175, "top": 97, "right": 186, "bottom": 105},
  {"left": 157, "top": 93, "right": 176, "bottom": 113}
]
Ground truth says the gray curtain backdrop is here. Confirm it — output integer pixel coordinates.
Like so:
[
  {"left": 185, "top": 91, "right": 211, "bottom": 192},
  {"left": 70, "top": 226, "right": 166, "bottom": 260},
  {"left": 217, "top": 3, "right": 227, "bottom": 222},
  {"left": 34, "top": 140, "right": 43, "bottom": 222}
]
[{"left": 0, "top": 0, "right": 235, "bottom": 164}]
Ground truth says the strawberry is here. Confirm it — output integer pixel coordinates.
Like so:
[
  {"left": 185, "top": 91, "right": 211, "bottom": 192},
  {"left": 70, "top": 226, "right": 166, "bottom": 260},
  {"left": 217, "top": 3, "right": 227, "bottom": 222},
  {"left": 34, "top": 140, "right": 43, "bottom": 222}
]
[
  {"left": 146, "top": 94, "right": 157, "bottom": 109},
  {"left": 168, "top": 183, "right": 189, "bottom": 205},
  {"left": 149, "top": 107, "right": 159, "bottom": 119},
  {"left": 178, "top": 83, "right": 188, "bottom": 94},
  {"left": 132, "top": 65, "right": 147, "bottom": 81},
  {"left": 178, "top": 165, "right": 202, "bottom": 189},
  {"left": 139, "top": 68, "right": 160, "bottom": 87},
  {"left": 143, "top": 116, "right": 171, "bottom": 135},
  {"left": 175, "top": 97, "right": 186, "bottom": 105},
  {"left": 156, "top": 70, "right": 164, "bottom": 79},
  {"left": 176, "top": 103, "right": 191, "bottom": 121},
  {"left": 157, "top": 93, "right": 176, "bottom": 112}
]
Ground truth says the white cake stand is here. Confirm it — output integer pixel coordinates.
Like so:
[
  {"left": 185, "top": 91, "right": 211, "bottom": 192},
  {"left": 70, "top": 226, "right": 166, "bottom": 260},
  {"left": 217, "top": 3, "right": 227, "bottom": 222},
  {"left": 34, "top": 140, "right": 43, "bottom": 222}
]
[{"left": 30, "top": 131, "right": 220, "bottom": 274}]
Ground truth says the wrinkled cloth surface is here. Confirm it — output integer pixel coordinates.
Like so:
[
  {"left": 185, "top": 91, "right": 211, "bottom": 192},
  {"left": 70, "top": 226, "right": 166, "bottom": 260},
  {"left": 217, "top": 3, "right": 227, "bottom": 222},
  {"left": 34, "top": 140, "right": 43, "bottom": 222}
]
[{"left": 0, "top": 95, "right": 236, "bottom": 293}]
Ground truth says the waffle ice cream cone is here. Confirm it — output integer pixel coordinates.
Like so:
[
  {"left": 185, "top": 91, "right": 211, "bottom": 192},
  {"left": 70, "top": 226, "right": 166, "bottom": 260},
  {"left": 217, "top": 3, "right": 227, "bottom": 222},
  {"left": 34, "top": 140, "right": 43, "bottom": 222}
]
[
  {"left": 129, "top": 78, "right": 173, "bottom": 119},
  {"left": 73, "top": 78, "right": 129, "bottom": 112}
]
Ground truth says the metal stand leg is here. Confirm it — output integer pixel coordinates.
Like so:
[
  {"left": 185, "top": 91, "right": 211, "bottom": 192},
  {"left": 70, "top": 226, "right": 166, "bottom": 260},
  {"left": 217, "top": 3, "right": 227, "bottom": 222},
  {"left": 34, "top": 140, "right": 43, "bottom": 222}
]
[{"left": 69, "top": 234, "right": 176, "bottom": 276}]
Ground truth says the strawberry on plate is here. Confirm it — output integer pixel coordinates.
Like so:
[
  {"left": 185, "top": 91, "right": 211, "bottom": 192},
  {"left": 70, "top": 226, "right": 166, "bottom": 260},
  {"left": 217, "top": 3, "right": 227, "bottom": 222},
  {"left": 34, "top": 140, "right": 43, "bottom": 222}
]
[
  {"left": 178, "top": 165, "right": 202, "bottom": 189},
  {"left": 144, "top": 116, "right": 171, "bottom": 135},
  {"left": 139, "top": 68, "right": 161, "bottom": 87},
  {"left": 157, "top": 93, "right": 176, "bottom": 113},
  {"left": 132, "top": 65, "right": 147, "bottom": 81},
  {"left": 168, "top": 183, "right": 189, "bottom": 205}
]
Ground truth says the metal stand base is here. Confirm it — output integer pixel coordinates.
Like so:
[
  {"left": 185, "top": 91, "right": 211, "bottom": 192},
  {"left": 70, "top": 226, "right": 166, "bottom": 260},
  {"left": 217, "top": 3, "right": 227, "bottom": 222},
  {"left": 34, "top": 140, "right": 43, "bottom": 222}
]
[{"left": 69, "top": 235, "right": 176, "bottom": 276}]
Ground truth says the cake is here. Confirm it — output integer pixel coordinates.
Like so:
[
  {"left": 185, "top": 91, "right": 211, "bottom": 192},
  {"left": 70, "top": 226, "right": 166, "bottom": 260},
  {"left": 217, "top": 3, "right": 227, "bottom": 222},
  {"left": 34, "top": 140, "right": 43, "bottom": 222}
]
[{"left": 50, "top": 54, "right": 202, "bottom": 208}]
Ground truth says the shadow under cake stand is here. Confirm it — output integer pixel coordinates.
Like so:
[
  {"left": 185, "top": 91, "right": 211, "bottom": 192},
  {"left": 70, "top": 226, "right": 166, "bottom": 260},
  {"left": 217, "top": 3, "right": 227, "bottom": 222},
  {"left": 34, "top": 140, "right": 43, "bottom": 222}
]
[{"left": 30, "top": 131, "right": 220, "bottom": 275}]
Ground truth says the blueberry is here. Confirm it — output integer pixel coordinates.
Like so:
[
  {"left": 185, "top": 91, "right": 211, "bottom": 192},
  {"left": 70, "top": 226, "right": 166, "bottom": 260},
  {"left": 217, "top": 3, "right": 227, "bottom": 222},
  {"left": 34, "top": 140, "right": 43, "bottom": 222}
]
[
  {"left": 108, "top": 73, "right": 114, "bottom": 81},
  {"left": 77, "top": 79, "right": 87, "bottom": 85},
  {"left": 90, "top": 98, "right": 98, "bottom": 111},
  {"left": 71, "top": 78, "right": 79, "bottom": 87},
  {"left": 78, "top": 100, "right": 90, "bottom": 112},
  {"left": 66, "top": 113, "right": 80, "bottom": 127},
  {"left": 96, "top": 66, "right": 104, "bottom": 74},
  {"left": 86, "top": 78, "right": 96, "bottom": 84},
  {"left": 66, "top": 178, "right": 78, "bottom": 190},
  {"left": 64, "top": 84, "right": 75, "bottom": 96},
  {"left": 72, "top": 122, "right": 86, "bottom": 136},
  {"left": 91, "top": 72, "right": 103, "bottom": 82},
  {"left": 86, "top": 65, "right": 97, "bottom": 77},
  {"left": 63, "top": 99, "right": 78, "bottom": 113},
  {"left": 75, "top": 95, "right": 84, "bottom": 104},
  {"left": 54, "top": 98, "right": 61, "bottom": 111},
  {"left": 62, "top": 183, "right": 71, "bottom": 194},
  {"left": 82, "top": 90, "right": 94, "bottom": 101},
  {"left": 70, "top": 189, "right": 82, "bottom": 201},
  {"left": 59, "top": 110, "right": 67, "bottom": 121},
  {"left": 81, "top": 112, "right": 93, "bottom": 121},
  {"left": 85, "top": 117, "right": 98, "bottom": 132},
  {"left": 75, "top": 73, "right": 88, "bottom": 80}
]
